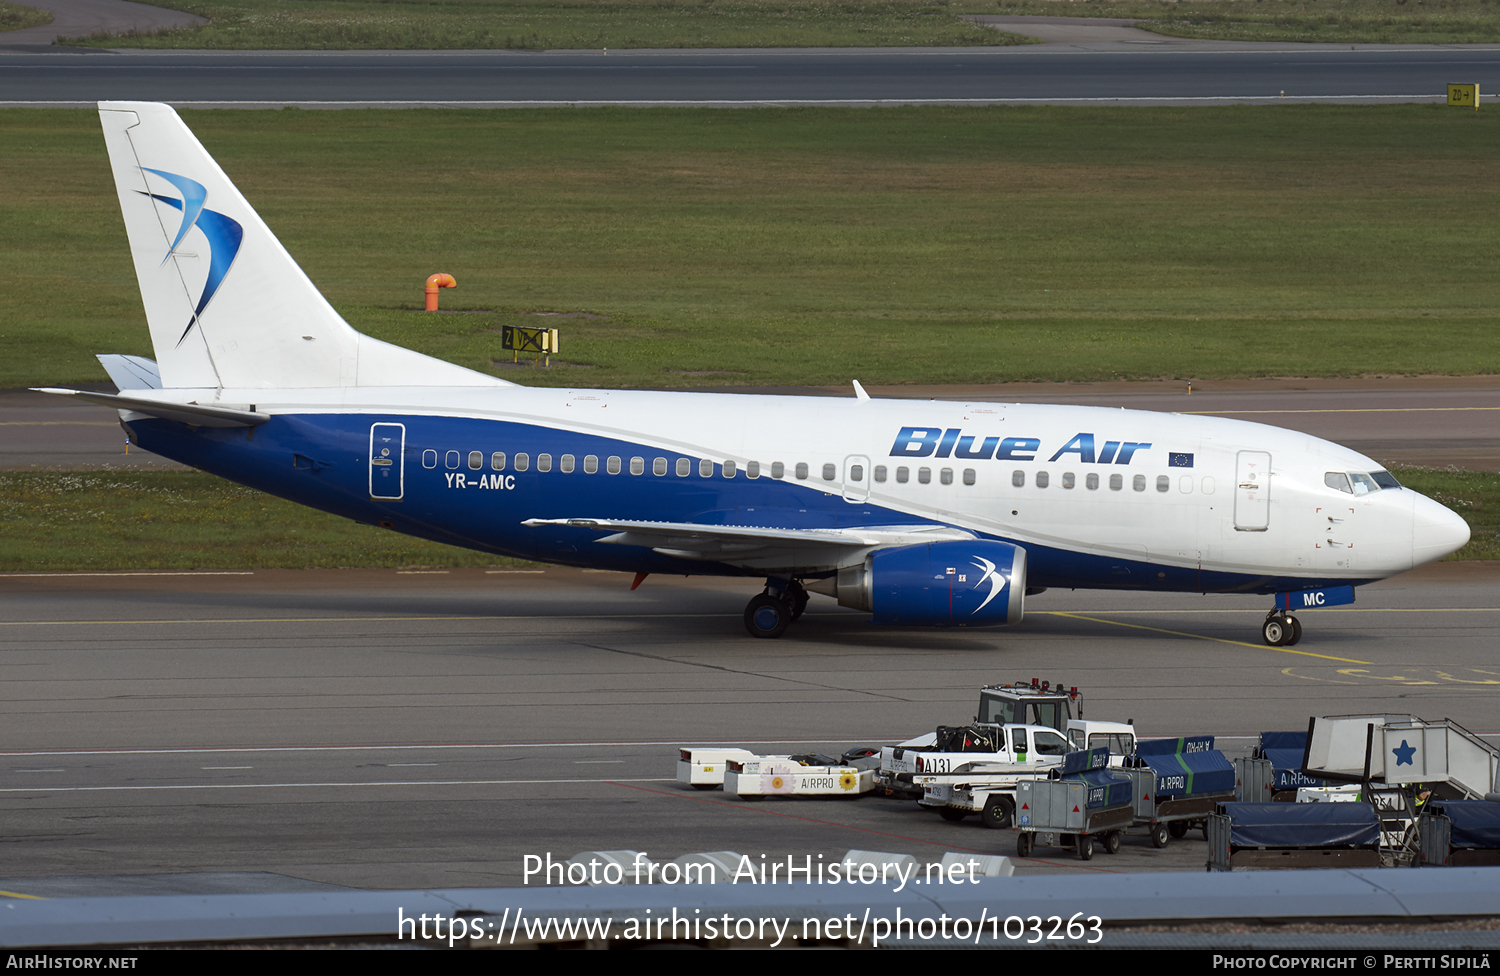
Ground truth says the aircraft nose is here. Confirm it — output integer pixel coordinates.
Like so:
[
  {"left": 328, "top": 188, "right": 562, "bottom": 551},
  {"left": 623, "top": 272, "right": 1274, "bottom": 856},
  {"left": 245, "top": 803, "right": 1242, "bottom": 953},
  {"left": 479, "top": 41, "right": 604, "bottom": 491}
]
[{"left": 1411, "top": 492, "right": 1471, "bottom": 566}]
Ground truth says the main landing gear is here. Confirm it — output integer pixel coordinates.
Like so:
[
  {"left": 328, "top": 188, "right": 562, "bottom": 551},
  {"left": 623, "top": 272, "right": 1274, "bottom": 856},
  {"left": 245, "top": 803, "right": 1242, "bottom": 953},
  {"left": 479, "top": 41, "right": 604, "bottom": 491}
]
[
  {"left": 1261, "top": 609, "right": 1303, "bottom": 647},
  {"left": 744, "top": 578, "right": 809, "bottom": 639}
]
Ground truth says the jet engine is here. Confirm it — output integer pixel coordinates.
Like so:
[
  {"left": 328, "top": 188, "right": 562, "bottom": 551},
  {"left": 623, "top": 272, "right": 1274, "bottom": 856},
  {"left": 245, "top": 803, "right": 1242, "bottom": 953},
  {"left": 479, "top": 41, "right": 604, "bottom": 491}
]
[{"left": 832, "top": 540, "right": 1026, "bottom": 627}]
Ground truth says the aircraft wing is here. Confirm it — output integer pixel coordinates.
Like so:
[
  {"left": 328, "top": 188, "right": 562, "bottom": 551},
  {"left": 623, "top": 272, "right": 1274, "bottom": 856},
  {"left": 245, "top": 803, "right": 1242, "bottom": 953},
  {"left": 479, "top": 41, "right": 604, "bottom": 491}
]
[{"left": 521, "top": 517, "right": 975, "bottom": 571}]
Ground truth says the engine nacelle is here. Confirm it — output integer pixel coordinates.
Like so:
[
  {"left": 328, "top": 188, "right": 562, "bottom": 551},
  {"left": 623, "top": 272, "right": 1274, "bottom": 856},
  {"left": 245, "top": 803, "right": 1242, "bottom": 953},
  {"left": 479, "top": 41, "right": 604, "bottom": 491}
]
[{"left": 835, "top": 540, "right": 1026, "bottom": 627}]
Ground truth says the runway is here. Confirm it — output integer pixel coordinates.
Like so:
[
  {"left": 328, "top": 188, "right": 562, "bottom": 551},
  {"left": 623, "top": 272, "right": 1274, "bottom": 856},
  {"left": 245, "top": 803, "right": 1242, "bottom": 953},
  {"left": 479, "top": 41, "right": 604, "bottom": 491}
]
[
  {"left": 0, "top": 562, "right": 1495, "bottom": 894},
  {"left": 3, "top": 45, "right": 1500, "bottom": 107}
]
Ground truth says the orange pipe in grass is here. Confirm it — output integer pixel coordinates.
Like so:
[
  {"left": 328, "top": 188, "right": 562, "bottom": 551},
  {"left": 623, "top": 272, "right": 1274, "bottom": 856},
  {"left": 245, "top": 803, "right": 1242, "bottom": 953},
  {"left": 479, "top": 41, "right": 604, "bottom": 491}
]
[{"left": 424, "top": 273, "right": 456, "bottom": 311}]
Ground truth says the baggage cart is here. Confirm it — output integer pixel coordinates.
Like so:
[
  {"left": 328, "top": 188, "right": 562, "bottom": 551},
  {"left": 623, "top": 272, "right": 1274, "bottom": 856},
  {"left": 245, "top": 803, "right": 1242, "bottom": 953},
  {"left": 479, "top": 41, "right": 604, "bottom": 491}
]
[
  {"left": 1126, "top": 736, "right": 1238, "bottom": 847},
  {"left": 1207, "top": 801, "right": 1381, "bottom": 871},
  {"left": 1013, "top": 748, "right": 1134, "bottom": 861}
]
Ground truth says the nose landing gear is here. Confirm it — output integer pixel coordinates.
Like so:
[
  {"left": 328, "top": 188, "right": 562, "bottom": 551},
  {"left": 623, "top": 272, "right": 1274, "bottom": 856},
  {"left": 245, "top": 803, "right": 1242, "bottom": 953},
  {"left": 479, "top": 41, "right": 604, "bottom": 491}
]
[
  {"left": 744, "top": 578, "right": 809, "bottom": 638},
  {"left": 1261, "top": 610, "right": 1303, "bottom": 647}
]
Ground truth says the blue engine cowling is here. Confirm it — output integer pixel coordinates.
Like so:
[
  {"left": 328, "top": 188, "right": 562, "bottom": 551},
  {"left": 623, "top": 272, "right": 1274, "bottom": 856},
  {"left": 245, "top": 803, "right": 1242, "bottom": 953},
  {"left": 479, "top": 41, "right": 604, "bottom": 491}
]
[{"left": 835, "top": 540, "right": 1026, "bottom": 627}]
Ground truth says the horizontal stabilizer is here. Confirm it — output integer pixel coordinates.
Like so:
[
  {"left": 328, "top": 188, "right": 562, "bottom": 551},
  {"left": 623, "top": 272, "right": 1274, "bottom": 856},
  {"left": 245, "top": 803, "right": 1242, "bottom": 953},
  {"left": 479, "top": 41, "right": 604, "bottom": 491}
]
[
  {"left": 33, "top": 388, "right": 269, "bottom": 428},
  {"left": 97, "top": 354, "right": 163, "bottom": 391}
]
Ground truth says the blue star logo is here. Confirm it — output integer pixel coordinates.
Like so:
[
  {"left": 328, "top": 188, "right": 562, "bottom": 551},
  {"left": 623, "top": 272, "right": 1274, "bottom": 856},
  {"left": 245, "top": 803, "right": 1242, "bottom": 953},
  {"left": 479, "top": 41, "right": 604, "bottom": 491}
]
[{"left": 1392, "top": 740, "right": 1416, "bottom": 766}]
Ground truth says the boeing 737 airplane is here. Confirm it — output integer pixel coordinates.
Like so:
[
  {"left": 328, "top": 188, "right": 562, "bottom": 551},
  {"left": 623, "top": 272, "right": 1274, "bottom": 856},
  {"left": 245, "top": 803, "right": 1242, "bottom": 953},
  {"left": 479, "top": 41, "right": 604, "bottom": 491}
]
[{"left": 38, "top": 102, "right": 1471, "bottom": 645}]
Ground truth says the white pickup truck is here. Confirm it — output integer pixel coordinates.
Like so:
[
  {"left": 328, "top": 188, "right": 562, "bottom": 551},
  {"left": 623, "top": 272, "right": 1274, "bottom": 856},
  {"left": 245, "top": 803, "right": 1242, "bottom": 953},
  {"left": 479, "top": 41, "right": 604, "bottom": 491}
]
[
  {"left": 877, "top": 681, "right": 1135, "bottom": 802},
  {"left": 911, "top": 720, "right": 1138, "bottom": 828}
]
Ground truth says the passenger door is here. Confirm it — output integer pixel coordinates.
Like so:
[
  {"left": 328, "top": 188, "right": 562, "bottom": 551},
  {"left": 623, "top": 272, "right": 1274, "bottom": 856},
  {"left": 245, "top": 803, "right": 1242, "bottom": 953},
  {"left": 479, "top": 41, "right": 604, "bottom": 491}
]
[{"left": 369, "top": 423, "right": 405, "bottom": 500}]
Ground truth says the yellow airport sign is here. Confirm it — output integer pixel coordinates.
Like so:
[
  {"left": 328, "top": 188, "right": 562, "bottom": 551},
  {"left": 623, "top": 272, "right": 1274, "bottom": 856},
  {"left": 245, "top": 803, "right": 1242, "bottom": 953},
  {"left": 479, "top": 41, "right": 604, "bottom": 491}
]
[{"left": 1447, "top": 83, "right": 1479, "bottom": 109}]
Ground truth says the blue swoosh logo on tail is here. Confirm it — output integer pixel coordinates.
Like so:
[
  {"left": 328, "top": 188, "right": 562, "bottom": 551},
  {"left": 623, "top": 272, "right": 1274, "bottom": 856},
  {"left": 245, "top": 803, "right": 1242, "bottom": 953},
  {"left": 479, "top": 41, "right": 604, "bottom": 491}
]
[{"left": 136, "top": 168, "right": 244, "bottom": 347}]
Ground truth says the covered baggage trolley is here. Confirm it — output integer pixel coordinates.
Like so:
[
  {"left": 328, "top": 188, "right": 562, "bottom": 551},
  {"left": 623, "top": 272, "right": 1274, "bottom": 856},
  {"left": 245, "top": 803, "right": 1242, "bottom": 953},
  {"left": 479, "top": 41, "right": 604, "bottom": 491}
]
[
  {"left": 1419, "top": 799, "right": 1500, "bottom": 867},
  {"left": 1207, "top": 801, "right": 1381, "bottom": 871},
  {"left": 1126, "top": 736, "right": 1238, "bottom": 847},
  {"left": 1234, "top": 730, "right": 1331, "bottom": 802},
  {"left": 1014, "top": 748, "right": 1134, "bottom": 861}
]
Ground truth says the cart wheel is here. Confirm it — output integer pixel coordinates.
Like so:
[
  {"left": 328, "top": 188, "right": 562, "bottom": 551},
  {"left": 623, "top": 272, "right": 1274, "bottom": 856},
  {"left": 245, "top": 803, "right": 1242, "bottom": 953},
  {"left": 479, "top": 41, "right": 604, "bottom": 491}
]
[
  {"left": 1150, "top": 822, "right": 1170, "bottom": 848},
  {"left": 1016, "top": 833, "right": 1034, "bottom": 858},
  {"left": 1076, "top": 834, "right": 1094, "bottom": 861},
  {"left": 1168, "top": 820, "right": 1189, "bottom": 839},
  {"left": 939, "top": 807, "right": 969, "bottom": 822},
  {"left": 1102, "top": 830, "right": 1121, "bottom": 855},
  {"left": 981, "top": 796, "right": 1015, "bottom": 830}
]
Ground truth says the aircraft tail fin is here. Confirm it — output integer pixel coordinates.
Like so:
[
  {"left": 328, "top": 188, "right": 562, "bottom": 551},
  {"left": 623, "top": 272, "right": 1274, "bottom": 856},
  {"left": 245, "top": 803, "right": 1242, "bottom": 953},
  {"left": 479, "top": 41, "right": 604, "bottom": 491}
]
[{"left": 97, "top": 101, "right": 510, "bottom": 391}]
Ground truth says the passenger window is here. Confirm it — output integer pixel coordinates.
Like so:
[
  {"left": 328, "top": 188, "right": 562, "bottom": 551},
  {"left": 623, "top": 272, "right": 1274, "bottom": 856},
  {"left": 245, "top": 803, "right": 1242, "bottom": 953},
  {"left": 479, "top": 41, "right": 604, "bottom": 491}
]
[
  {"left": 795, "top": 462, "right": 809, "bottom": 480},
  {"left": 1133, "top": 474, "right": 1145, "bottom": 491},
  {"left": 608, "top": 456, "right": 621, "bottom": 475},
  {"left": 1202, "top": 476, "right": 1215, "bottom": 494},
  {"left": 490, "top": 452, "right": 506, "bottom": 471},
  {"left": 676, "top": 457, "right": 690, "bottom": 477},
  {"left": 560, "top": 454, "right": 575, "bottom": 474},
  {"left": 537, "top": 454, "right": 553, "bottom": 473},
  {"left": 514, "top": 453, "right": 530, "bottom": 472},
  {"left": 1110, "top": 473, "right": 1122, "bottom": 491},
  {"left": 746, "top": 461, "right": 759, "bottom": 479},
  {"left": 1179, "top": 475, "right": 1192, "bottom": 493},
  {"left": 630, "top": 457, "right": 644, "bottom": 475},
  {"left": 1156, "top": 475, "right": 1169, "bottom": 493},
  {"left": 583, "top": 455, "right": 598, "bottom": 474},
  {"left": 874, "top": 465, "right": 887, "bottom": 483},
  {"left": 653, "top": 457, "right": 667, "bottom": 476},
  {"left": 468, "top": 451, "right": 482, "bottom": 470},
  {"left": 850, "top": 464, "right": 864, "bottom": 482},
  {"left": 1061, "top": 472, "right": 1075, "bottom": 489},
  {"left": 918, "top": 467, "right": 931, "bottom": 485},
  {"left": 897, "top": 467, "right": 909, "bottom": 484},
  {"left": 1012, "top": 470, "right": 1025, "bottom": 488},
  {"left": 423, "top": 450, "right": 437, "bottom": 469},
  {"left": 699, "top": 458, "right": 713, "bottom": 478},
  {"left": 963, "top": 468, "right": 975, "bottom": 486},
  {"left": 771, "top": 462, "right": 785, "bottom": 479},
  {"left": 445, "top": 450, "right": 460, "bottom": 470},
  {"left": 1036, "top": 471, "right": 1049, "bottom": 489},
  {"left": 1086, "top": 473, "right": 1098, "bottom": 490},
  {"left": 822, "top": 463, "right": 836, "bottom": 481},
  {"left": 939, "top": 468, "right": 953, "bottom": 485},
  {"left": 723, "top": 460, "right": 737, "bottom": 478}
]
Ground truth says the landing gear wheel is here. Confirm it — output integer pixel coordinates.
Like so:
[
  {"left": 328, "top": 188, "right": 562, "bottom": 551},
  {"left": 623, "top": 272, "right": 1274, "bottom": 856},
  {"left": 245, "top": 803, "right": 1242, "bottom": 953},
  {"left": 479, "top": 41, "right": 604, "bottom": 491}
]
[
  {"left": 1016, "top": 833, "right": 1034, "bottom": 858},
  {"left": 939, "top": 807, "right": 969, "bottom": 822},
  {"left": 1262, "top": 614, "right": 1294, "bottom": 646},
  {"left": 1168, "top": 820, "right": 1189, "bottom": 839},
  {"left": 981, "top": 796, "right": 1015, "bottom": 830},
  {"left": 1150, "top": 822, "right": 1170, "bottom": 848},
  {"left": 1102, "top": 830, "right": 1121, "bottom": 855},
  {"left": 1287, "top": 615, "right": 1303, "bottom": 646},
  {"left": 744, "top": 594, "right": 791, "bottom": 639},
  {"left": 1075, "top": 834, "right": 1094, "bottom": 861},
  {"left": 787, "top": 581, "right": 810, "bottom": 621}
]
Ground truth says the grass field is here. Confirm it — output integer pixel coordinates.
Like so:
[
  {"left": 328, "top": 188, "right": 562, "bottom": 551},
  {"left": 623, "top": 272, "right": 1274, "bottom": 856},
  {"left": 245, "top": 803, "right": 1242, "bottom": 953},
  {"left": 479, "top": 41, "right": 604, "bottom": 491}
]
[
  {"left": 61, "top": 0, "right": 1023, "bottom": 49},
  {"left": 59, "top": 0, "right": 1500, "bottom": 49},
  {"left": 2, "top": 466, "right": 1491, "bottom": 570},
  {"left": 4, "top": 105, "right": 1499, "bottom": 391},
  {"left": 0, "top": 0, "right": 50, "bottom": 32}
]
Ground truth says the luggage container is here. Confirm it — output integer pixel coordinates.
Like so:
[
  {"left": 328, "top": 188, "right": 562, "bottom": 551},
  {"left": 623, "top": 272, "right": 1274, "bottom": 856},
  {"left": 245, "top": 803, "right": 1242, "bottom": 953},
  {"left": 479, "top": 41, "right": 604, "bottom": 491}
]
[
  {"left": 1013, "top": 748, "right": 1134, "bottom": 861},
  {"left": 1124, "top": 736, "right": 1238, "bottom": 847},
  {"left": 1419, "top": 799, "right": 1500, "bottom": 867},
  {"left": 1207, "top": 801, "right": 1381, "bottom": 871},
  {"left": 1234, "top": 730, "right": 1330, "bottom": 802}
]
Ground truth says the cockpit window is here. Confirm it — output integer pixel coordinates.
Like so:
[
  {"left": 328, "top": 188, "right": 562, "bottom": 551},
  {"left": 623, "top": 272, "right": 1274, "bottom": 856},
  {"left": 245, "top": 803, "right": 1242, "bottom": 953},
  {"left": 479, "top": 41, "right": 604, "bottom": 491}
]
[
  {"left": 1327, "top": 470, "right": 1397, "bottom": 494},
  {"left": 1325, "top": 472, "right": 1352, "bottom": 493}
]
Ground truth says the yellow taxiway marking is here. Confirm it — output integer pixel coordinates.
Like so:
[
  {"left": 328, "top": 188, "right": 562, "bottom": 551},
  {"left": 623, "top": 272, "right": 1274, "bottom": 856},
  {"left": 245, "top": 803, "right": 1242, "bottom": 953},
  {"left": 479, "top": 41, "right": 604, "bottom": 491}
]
[
  {"left": 1181, "top": 407, "right": 1500, "bottom": 415},
  {"left": 1043, "top": 612, "right": 1372, "bottom": 664},
  {"left": 0, "top": 890, "right": 45, "bottom": 900},
  {"left": 1281, "top": 668, "right": 1362, "bottom": 685}
]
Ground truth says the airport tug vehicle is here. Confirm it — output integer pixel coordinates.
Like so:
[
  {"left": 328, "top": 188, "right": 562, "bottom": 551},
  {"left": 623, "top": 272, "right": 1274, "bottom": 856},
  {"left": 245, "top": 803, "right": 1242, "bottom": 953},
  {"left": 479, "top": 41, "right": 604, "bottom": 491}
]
[{"left": 723, "top": 752, "right": 881, "bottom": 799}]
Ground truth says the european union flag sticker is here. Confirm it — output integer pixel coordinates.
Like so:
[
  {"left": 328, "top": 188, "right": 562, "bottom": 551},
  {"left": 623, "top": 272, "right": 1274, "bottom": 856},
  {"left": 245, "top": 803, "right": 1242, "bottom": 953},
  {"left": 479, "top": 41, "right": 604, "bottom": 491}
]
[{"left": 1169, "top": 453, "right": 1194, "bottom": 468}]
